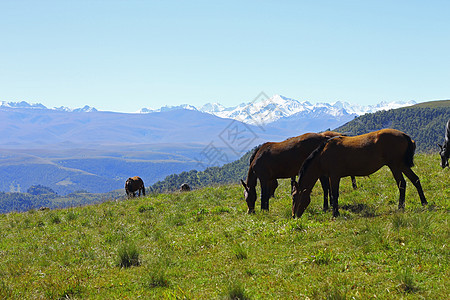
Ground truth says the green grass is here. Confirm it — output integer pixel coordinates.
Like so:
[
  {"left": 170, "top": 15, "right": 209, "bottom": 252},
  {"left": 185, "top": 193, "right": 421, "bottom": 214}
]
[{"left": 0, "top": 154, "right": 448, "bottom": 299}]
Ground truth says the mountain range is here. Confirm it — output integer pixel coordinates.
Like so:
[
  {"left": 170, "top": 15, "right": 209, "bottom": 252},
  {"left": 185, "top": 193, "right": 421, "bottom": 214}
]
[
  {"left": 0, "top": 95, "right": 417, "bottom": 194},
  {"left": 140, "top": 94, "right": 416, "bottom": 126}
]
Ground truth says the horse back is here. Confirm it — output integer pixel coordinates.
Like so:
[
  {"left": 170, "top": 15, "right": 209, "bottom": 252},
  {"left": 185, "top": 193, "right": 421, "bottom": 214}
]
[
  {"left": 250, "top": 132, "right": 328, "bottom": 179},
  {"left": 321, "top": 129, "right": 414, "bottom": 176}
]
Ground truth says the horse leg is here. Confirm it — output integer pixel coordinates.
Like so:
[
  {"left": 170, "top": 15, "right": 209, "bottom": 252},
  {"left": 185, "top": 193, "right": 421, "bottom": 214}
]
[
  {"left": 330, "top": 177, "right": 341, "bottom": 217},
  {"left": 319, "top": 176, "right": 330, "bottom": 211},
  {"left": 389, "top": 167, "right": 407, "bottom": 209},
  {"left": 402, "top": 168, "right": 428, "bottom": 206},
  {"left": 351, "top": 176, "right": 357, "bottom": 189},
  {"left": 269, "top": 179, "right": 278, "bottom": 198},
  {"left": 260, "top": 181, "right": 270, "bottom": 210}
]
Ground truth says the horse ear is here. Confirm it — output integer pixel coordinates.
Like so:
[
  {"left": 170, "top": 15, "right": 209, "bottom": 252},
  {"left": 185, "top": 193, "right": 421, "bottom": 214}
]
[
  {"left": 437, "top": 143, "right": 443, "bottom": 149},
  {"left": 291, "top": 180, "right": 299, "bottom": 192},
  {"left": 240, "top": 179, "right": 249, "bottom": 191}
]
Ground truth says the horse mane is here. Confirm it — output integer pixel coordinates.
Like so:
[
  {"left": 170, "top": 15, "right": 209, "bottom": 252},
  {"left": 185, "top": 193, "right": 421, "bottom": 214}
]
[
  {"left": 298, "top": 139, "right": 329, "bottom": 184},
  {"left": 249, "top": 144, "right": 263, "bottom": 164},
  {"left": 446, "top": 119, "right": 450, "bottom": 143}
]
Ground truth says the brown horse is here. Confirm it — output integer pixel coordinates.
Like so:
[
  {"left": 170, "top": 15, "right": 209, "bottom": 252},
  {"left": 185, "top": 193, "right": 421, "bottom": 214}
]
[
  {"left": 438, "top": 119, "right": 450, "bottom": 168},
  {"left": 241, "top": 131, "right": 357, "bottom": 213},
  {"left": 292, "top": 129, "right": 428, "bottom": 218},
  {"left": 125, "top": 176, "right": 146, "bottom": 198}
]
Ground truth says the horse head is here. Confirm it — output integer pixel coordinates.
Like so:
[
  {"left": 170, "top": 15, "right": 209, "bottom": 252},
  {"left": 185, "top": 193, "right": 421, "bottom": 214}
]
[
  {"left": 241, "top": 179, "right": 256, "bottom": 214},
  {"left": 439, "top": 120, "right": 450, "bottom": 168},
  {"left": 291, "top": 180, "right": 311, "bottom": 218},
  {"left": 438, "top": 143, "right": 449, "bottom": 168}
]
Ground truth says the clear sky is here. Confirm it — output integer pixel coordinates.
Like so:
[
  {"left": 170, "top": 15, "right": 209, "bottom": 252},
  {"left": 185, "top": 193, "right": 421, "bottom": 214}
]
[{"left": 1, "top": 0, "right": 449, "bottom": 112}]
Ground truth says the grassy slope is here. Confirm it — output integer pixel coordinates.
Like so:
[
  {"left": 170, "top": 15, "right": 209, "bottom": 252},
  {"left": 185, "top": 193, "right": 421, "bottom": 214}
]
[
  {"left": 412, "top": 100, "right": 450, "bottom": 108},
  {"left": 0, "top": 154, "right": 448, "bottom": 299}
]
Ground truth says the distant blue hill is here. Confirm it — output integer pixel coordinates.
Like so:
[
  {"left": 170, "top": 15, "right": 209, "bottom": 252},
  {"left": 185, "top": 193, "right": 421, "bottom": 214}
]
[{"left": 0, "top": 107, "right": 298, "bottom": 194}]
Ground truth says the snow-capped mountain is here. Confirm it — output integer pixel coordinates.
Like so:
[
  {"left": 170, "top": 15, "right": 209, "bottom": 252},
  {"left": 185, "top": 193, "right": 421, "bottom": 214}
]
[
  {"left": 140, "top": 94, "right": 416, "bottom": 126},
  {"left": 0, "top": 101, "right": 97, "bottom": 113},
  {"left": 0, "top": 101, "right": 47, "bottom": 109},
  {"left": 54, "top": 105, "right": 98, "bottom": 112},
  {"left": 140, "top": 104, "right": 197, "bottom": 113},
  {"left": 2, "top": 95, "right": 417, "bottom": 127}
]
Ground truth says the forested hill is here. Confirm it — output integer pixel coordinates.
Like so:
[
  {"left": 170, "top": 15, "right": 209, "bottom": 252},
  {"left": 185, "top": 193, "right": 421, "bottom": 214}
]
[
  {"left": 336, "top": 100, "right": 450, "bottom": 152},
  {"left": 150, "top": 146, "right": 255, "bottom": 193}
]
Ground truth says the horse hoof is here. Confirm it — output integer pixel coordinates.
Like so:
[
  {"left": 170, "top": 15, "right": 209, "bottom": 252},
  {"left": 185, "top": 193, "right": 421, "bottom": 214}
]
[{"left": 247, "top": 209, "right": 255, "bottom": 214}]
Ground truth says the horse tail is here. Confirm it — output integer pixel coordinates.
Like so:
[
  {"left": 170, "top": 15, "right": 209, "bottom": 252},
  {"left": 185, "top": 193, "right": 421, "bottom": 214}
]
[
  {"left": 403, "top": 134, "right": 416, "bottom": 168},
  {"left": 298, "top": 139, "right": 329, "bottom": 183},
  {"left": 142, "top": 182, "right": 146, "bottom": 196}
]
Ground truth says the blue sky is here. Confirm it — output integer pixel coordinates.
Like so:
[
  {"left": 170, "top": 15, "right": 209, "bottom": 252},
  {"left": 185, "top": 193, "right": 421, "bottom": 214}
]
[{"left": 1, "top": 0, "right": 449, "bottom": 112}]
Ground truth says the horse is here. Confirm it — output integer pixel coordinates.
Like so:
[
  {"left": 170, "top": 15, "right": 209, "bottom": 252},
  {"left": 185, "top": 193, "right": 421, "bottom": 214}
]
[
  {"left": 180, "top": 183, "right": 191, "bottom": 192},
  {"left": 241, "top": 131, "right": 357, "bottom": 214},
  {"left": 125, "top": 176, "right": 146, "bottom": 198},
  {"left": 292, "top": 129, "right": 428, "bottom": 218},
  {"left": 438, "top": 119, "right": 450, "bottom": 168}
]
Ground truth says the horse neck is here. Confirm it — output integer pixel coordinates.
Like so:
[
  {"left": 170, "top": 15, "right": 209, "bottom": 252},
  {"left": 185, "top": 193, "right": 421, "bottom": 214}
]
[
  {"left": 246, "top": 167, "right": 258, "bottom": 189},
  {"left": 299, "top": 157, "right": 322, "bottom": 192}
]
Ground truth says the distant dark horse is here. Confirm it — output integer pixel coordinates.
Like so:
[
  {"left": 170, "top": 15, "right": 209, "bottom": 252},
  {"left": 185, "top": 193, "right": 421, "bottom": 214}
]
[
  {"left": 125, "top": 176, "right": 146, "bottom": 198},
  {"left": 292, "top": 129, "right": 428, "bottom": 218},
  {"left": 241, "top": 131, "right": 357, "bottom": 213},
  {"left": 180, "top": 183, "right": 191, "bottom": 192},
  {"left": 438, "top": 119, "right": 450, "bottom": 168}
]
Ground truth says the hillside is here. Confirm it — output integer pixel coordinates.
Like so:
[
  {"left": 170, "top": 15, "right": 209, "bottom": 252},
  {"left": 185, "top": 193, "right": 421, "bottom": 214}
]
[
  {"left": 336, "top": 103, "right": 450, "bottom": 152},
  {"left": 150, "top": 145, "right": 255, "bottom": 193},
  {"left": 0, "top": 153, "right": 448, "bottom": 299},
  {"left": 411, "top": 99, "right": 450, "bottom": 108}
]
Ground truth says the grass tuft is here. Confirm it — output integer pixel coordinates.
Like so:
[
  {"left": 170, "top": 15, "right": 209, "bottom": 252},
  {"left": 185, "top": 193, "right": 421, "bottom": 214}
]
[
  {"left": 398, "top": 268, "right": 419, "bottom": 293},
  {"left": 233, "top": 243, "right": 248, "bottom": 260},
  {"left": 143, "top": 268, "right": 170, "bottom": 289},
  {"left": 49, "top": 213, "right": 61, "bottom": 224},
  {"left": 117, "top": 243, "right": 140, "bottom": 268},
  {"left": 138, "top": 204, "right": 154, "bottom": 213},
  {"left": 224, "top": 283, "right": 251, "bottom": 300}
]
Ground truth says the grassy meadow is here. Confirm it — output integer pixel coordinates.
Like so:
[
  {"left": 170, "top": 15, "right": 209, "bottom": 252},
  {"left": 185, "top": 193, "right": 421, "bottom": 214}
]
[{"left": 0, "top": 154, "right": 448, "bottom": 299}]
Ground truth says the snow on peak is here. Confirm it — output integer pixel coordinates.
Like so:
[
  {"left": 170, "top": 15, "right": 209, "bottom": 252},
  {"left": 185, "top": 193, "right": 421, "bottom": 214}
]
[
  {"left": 0, "top": 101, "right": 47, "bottom": 109},
  {"left": 54, "top": 105, "right": 97, "bottom": 112},
  {"left": 140, "top": 104, "right": 198, "bottom": 113}
]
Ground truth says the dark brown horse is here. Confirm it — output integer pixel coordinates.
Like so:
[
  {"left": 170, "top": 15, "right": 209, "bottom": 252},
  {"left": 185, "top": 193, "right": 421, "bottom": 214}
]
[
  {"left": 180, "top": 183, "right": 191, "bottom": 192},
  {"left": 125, "top": 176, "right": 146, "bottom": 198},
  {"left": 292, "top": 129, "right": 428, "bottom": 218},
  {"left": 241, "top": 131, "right": 357, "bottom": 213},
  {"left": 438, "top": 119, "right": 450, "bottom": 168}
]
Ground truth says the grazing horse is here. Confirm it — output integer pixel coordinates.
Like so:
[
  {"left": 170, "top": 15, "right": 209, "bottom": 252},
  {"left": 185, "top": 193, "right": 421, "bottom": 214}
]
[
  {"left": 180, "top": 183, "right": 191, "bottom": 192},
  {"left": 438, "top": 119, "right": 450, "bottom": 168},
  {"left": 125, "top": 176, "right": 146, "bottom": 198},
  {"left": 241, "top": 131, "right": 357, "bottom": 213},
  {"left": 292, "top": 129, "right": 428, "bottom": 218}
]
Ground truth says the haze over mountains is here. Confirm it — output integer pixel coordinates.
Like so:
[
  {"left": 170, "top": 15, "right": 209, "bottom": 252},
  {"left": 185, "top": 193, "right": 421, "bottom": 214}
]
[{"left": 0, "top": 95, "right": 416, "bottom": 194}]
